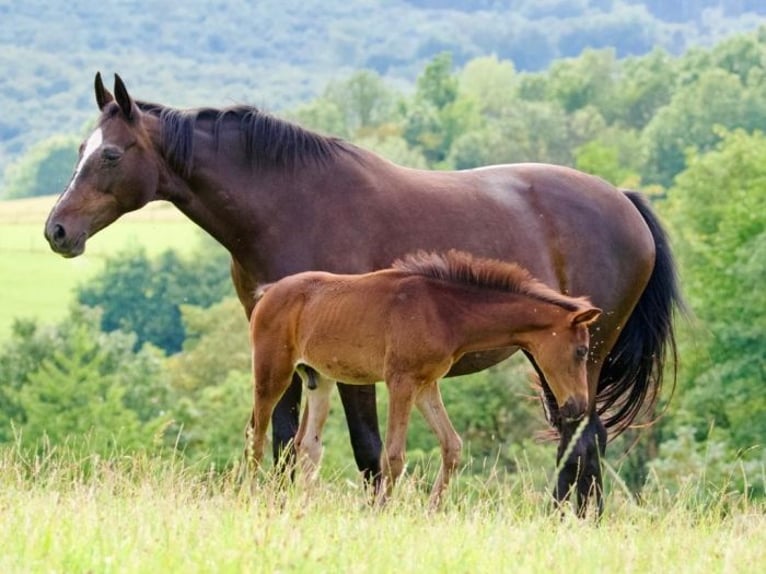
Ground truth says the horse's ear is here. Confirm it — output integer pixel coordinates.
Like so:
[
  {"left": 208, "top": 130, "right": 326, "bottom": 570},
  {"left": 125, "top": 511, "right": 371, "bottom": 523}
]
[
  {"left": 113, "top": 73, "right": 134, "bottom": 121},
  {"left": 95, "top": 72, "right": 113, "bottom": 110},
  {"left": 571, "top": 307, "right": 602, "bottom": 326}
]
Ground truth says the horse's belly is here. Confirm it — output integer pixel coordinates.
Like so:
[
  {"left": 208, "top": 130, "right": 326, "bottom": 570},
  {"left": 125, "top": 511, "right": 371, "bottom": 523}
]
[{"left": 446, "top": 347, "right": 519, "bottom": 377}]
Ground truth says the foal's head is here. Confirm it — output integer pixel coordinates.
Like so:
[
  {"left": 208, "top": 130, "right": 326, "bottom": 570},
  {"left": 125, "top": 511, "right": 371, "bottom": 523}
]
[
  {"left": 45, "top": 73, "right": 161, "bottom": 257},
  {"left": 393, "top": 249, "right": 601, "bottom": 421},
  {"left": 524, "top": 305, "right": 601, "bottom": 422}
]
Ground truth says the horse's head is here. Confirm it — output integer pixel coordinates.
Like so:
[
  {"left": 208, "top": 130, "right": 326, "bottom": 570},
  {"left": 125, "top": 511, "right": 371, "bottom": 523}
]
[
  {"left": 528, "top": 305, "right": 601, "bottom": 423},
  {"left": 44, "top": 73, "right": 160, "bottom": 257}
]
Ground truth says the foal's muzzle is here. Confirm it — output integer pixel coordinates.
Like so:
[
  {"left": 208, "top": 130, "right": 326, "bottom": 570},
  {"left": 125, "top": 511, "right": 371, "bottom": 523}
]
[{"left": 560, "top": 395, "right": 588, "bottom": 422}]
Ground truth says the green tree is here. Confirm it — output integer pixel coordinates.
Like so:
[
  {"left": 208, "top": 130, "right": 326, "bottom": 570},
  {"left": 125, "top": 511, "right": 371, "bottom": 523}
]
[
  {"left": 163, "top": 298, "right": 251, "bottom": 467},
  {"left": 606, "top": 47, "right": 676, "bottom": 130},
  {"left": 642, "top": 68, "right": 766, "bottom": 186},
  {"left": 77, "top": 241, "right": 232, "bottom": 354},
  {"left": 447, "top": 100, "right": 574, "bottom": 168},
  {"left": 324, "top": 69, "right": 397, "bottom": 134},
  {"left": 403, "top": 52, "right": 480, "bottom": 166},
  {"left": 544, "top": 48, "right": 618, "bottom": 115},
  {"left": 2, "top": 134, "right": 79, "bottom": 199},
  {"left": 0, "top": 306, "right": 170, "bottom": 453},
  {"left": 458, "top": 55, "right": 517, "bottom": 119},
  {"left": 663, "top": 129, "right": 765, "bottom": 465}
]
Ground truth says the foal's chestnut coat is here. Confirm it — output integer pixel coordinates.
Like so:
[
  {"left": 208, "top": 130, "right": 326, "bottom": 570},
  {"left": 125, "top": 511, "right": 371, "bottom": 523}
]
[{"left": 249, "top": 251, "right": 601, "bottom": 506}]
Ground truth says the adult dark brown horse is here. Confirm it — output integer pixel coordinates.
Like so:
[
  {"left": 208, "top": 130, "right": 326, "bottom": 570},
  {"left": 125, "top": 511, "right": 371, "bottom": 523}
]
[
  {"left": 251, "top": 250, "right": 601, "bottom": 509},
  {"left": 44, "top": 73, "right": 681, "bottom": 515}
]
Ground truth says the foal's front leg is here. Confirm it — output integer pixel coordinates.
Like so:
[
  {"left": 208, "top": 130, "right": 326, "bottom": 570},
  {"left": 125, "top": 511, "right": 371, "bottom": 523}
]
[
  {"left": 415, "top": 381, "right": 463, "bottom": 509},
  {"left": 378, "top": 375, "right": 418, "bottom": 504}
]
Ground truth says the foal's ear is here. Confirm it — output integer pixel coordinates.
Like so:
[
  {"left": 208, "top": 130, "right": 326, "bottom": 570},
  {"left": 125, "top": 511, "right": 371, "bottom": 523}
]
[
  {"left": 571, "top": 307, "right": 602, "bottom": 326},
  {"left": 94, "top": 72, "right": 114, "bottom": 111},
  {"left": 113, "top": 73, "right": 135, "bottom": 121}
]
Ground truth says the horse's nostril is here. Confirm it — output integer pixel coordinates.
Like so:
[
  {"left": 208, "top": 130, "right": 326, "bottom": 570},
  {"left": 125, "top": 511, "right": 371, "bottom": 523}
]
[{"left": 53, "top": 223, "right": 66, "bottom": 241}]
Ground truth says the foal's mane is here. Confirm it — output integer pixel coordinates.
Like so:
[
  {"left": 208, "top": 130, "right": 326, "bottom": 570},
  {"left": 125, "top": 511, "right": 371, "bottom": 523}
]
[
  {"left": 392, "top": 250, "right": 587, "bottom": 312},
  {"left": 136, "top": 101, "right": 349, "bottom": 177}
]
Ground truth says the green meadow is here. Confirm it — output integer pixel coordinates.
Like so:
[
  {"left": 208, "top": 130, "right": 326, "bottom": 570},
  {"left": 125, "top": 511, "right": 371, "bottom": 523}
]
[
  {"left": 1, "top": 448, "right": 764, "bottom": 574},
  {"left": 0, "top": 196, "right": 201, "bottom": 339}
]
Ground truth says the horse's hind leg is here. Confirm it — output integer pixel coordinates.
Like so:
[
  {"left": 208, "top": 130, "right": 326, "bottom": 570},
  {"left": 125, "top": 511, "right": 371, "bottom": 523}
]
[
  {"left": 270, "top": 374, "right": 303, "bottom": 475},
  {"left": 295, "top": 375, "right": 335, "bottom": 483},
  {"left": 415, "top": 381, "right": 462, "bottom": 510}
]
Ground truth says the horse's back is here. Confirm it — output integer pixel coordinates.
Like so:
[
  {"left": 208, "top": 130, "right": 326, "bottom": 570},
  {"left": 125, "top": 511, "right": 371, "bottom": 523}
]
[{"left": 389, "top": 162, "right": 655, "bottom": 297}]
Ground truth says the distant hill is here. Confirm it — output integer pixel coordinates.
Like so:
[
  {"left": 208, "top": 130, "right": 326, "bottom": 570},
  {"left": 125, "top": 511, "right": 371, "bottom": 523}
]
[{"left": 2, "top": 0, "right": 766, "bottom": 183}]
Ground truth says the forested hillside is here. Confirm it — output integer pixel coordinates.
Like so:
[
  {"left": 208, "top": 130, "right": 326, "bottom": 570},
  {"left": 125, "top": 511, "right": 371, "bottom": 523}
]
[{"left": 2, "top": 0, "right": 766, "bottom": 185}]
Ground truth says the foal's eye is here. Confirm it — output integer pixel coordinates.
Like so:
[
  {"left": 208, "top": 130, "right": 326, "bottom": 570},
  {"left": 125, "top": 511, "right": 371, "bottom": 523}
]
[
  {"left": 575, "top": 346, "right": 589, "bottom": 361},
  {"left": 101, "top": 146, "right": 122, "bottom": 163}
]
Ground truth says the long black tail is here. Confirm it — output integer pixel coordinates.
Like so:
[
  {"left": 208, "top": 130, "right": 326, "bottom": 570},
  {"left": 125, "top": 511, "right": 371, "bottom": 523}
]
[{"left": 596, "top": 191, "right": 685, "bottom": 438}]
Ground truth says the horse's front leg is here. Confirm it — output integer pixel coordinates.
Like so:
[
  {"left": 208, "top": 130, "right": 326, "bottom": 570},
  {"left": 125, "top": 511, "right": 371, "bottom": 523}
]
[
  {"left": 337, "top": 383, "right": 383, "bottom": 489},
  {"left": 270, "top": 373, "right": 303, "bottom": 474},
  {"left": 554, "top": 411, "right": 607, "bottom": 518}
]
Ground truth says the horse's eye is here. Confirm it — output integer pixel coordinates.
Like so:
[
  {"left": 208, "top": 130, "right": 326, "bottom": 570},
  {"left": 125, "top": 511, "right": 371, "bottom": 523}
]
[
  {"left": 101, "top": 147, "right": 122, "bottom": 162},
  {"left": 575, "top": 346, "right": 589, "bottom": 361}
]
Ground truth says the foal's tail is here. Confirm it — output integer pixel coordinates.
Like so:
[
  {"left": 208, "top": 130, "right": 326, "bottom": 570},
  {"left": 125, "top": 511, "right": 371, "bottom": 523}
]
[{"left": 596, "top": 191, "right": 685, "bottom": 438}]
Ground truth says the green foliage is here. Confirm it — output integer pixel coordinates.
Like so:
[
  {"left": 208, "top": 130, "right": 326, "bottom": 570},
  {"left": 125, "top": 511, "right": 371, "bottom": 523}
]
[
  {"left": 0, "top": 307, "right": 170, "bottom": 454},
  {"left": 660, "top": 129, "right": 766, "bottom": 477},
  {"left": 642, "top": 68, "right": 766, "bottom": 186},
  {"left": 163, "top": 297, "right": 251, "bottom": 467},
  {"left": 76, "top": 241, "right": 232, "bottom": 354},
  {"left": 458, "top": 55, "right": 517, "bottom": 118},
  {"left": 606, "top": 47, "right": 676, "bottom": 129},
  {"left": 544, "top": 48, "right": 618, "bottom": 114},
  {"left": 2, "top": 2, "right": 766, "bottom": 184},
  {"left": 574, "top": 140, "right": 634, "bottom": 185},
  {"left": 403, "top": 53, "right": 482, "bottom": 166},
  {"left": 2, "top": 135, "right": 79, "bottom": 199}
]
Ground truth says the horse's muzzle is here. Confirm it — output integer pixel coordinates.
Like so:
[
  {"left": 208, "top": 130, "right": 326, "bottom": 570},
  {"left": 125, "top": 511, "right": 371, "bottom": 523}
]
[{"left": 44, "top": 222, "right": 86, "bottom": 258}]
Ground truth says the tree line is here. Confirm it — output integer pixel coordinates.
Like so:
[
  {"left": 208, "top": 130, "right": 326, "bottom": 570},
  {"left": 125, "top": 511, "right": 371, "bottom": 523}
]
[
  {"left": 3, "top": 0, "right": 766, "bottom": 187},
  {"left": 1, "top": 28, "right": 764, "bottom": 495}
]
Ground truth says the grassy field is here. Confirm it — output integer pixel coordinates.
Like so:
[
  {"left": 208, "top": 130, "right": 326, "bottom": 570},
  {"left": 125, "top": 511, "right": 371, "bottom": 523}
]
[
  {"left": 0, "top": 196, "right": 202, "bottom": 340},
  {"left": 0, "top": 448, "right": 763, "bottom": 573}
]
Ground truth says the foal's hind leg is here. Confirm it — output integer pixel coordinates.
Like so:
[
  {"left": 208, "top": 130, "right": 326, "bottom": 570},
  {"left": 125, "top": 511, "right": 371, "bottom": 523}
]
[
  {"left": 295, "top": 375, "right": 335, "bottom": 483},
  {"left": 415, "top": 381, "right": 462, "bottom": 510},
  {"left": 247, "top": 354, "right": 296, "bottom": 472}
]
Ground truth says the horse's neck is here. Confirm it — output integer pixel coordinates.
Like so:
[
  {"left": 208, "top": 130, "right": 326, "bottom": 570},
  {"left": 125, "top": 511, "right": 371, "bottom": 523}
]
[
  {"left": 453, "top": 295, "right": 560, "bottom": 354},
  {"left": 157, "top": 132, "right": 336, "bottom": 270}
]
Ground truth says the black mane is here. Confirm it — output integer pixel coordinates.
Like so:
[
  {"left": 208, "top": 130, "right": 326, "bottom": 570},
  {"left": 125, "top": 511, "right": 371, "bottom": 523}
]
[
  {"left": 136, "top": 101, "right": 348, "bottom": 177},
  {"left": 392, "top": 249, "right": 588, "bottom": 312}
]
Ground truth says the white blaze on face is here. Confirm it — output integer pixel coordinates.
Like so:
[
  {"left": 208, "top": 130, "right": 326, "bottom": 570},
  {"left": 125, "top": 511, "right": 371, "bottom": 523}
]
[{"left": 61, "top": 128, "right": 103, "bottom": 199}]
